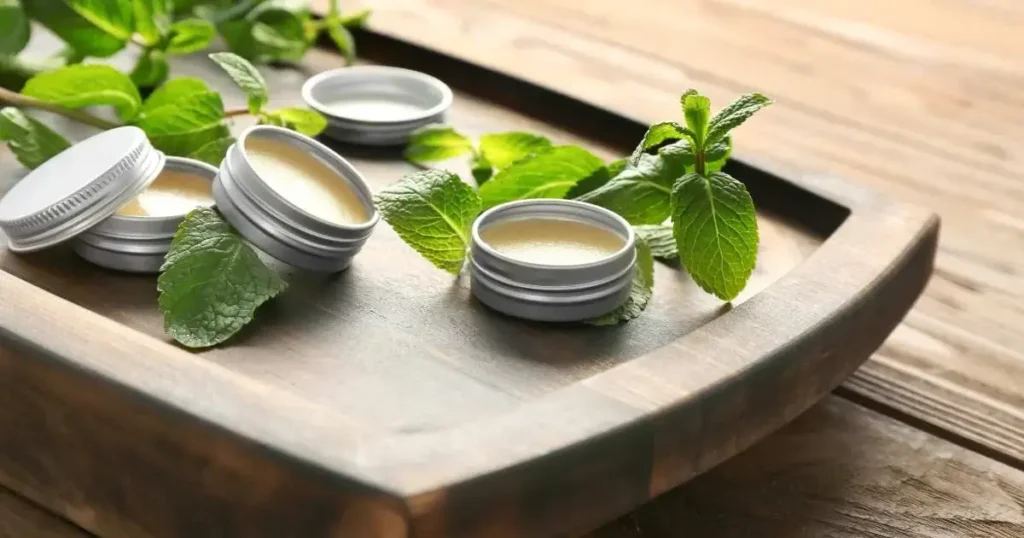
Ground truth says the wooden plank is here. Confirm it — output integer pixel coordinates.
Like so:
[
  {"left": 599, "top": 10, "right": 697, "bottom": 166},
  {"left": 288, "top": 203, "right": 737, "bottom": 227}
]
[
  {"left": 0, "top": 487, "right": 90, "bottom": 538},
  {"left": 590, "top": 398, "right": 1024, "bottom": 538},
  {"left": 342, "top": 0, "right": 1024, "bottom": 464}
]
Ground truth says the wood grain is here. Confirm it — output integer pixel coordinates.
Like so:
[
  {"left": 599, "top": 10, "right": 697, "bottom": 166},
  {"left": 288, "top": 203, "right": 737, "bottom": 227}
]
[
  {"left": 0, "top": 487, "right": 90, "bottom": 538},
  {"left": 0, "top": 29, "right": 934, "bottom": 538},
  {"left": 338, "top": 0, "right": 1024, "bottom": 465}
]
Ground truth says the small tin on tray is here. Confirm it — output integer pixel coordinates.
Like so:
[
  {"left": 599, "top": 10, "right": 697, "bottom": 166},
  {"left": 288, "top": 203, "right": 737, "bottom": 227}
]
[
  {"left": 74, "top": 157, "right": 217, "bottom": 273},
  {"left": 301, "top": 66, "right": 453, "bottom": 145},
  {"left": 470, "top": 199, "right": 637, "bottom": 322},
  {"left": 214, "top": 125, "right": 379, "bottom": 272}
]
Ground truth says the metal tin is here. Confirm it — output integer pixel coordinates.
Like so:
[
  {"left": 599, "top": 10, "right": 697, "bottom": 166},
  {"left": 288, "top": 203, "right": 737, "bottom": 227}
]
[
  {"left": 73, "top": 157, "right": 217, "bottom": 273},
  {"left": 470, "top": 199, "right": 637, "bottom": 322},
  {"left": 0, "top": 126, "right": 164, "bottom": 253},
  {"left": 214, "top": 125, "right": 379, "bottom": 272},
  {"left": 301, "top": 66, "right": 453, "bottom": 146}
]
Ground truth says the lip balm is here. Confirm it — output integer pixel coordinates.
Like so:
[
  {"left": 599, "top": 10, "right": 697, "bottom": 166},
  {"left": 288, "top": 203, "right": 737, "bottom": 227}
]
[
  {"left": 479, "top": 218, "right": 625, "bottom": 266},
  {"left": 213, "top": 125, "right": 379, "bottom": 272},
  {"left": 470, "top": 199, "right": 636, "bottom": 322},
  {"left": 75, "top": 156, "right": 218, "bottom": 273}
]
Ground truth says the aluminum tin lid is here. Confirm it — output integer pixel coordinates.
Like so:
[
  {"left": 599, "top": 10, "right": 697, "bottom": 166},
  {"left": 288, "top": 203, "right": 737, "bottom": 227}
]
[
  {"left": 302, "top": 66, "right": 453, "bottom": 127},
  {"left": 0, "top": 126, "right": 165, "bottom": 252}
]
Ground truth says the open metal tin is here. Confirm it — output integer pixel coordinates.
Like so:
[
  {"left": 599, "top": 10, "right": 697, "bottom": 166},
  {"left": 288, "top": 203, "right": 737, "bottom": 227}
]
[
  {"left": 74, "top": 157, "right": 217, "bottom": 273},
  {"left": 301, "top": 66, "right": 453, "bottom": 145},
  {"left": 213, "top": 125, "right": 380, "bottom": 272},
  {"left": 470, "top": 199, "right": 637, "bottom": 322}
]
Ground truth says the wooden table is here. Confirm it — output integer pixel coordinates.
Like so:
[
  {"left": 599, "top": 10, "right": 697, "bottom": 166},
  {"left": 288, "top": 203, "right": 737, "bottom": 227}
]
[{"left": 3, "top": 1, "right": 1024, "bottom": 536}]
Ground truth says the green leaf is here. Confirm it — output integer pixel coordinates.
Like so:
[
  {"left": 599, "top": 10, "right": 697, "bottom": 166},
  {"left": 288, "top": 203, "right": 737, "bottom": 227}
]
[
  {"left": 478, "top": 146, "right": 604, "bottom": 209},
  {"left": 218, "top": 19, "right": 257, "bottom": 59},
  {"left": 403, "top": 125, "right": 473, "bottom": 164},
  {"left": 671, "top": 171, "right": 758, "bottom": 300},
  {"left": 478, "top": 132, "right": 552, "bottom": 170},
  {"left": 133, "top": 0, "right": 169, "bottom": 46},
  {"left": 209, "top": 52, "right": 268, "bottom": 115},
  {"left": 0, "top": 108, "right": 71, "bottom": 169},
  {"left": 682, "top": 91, "right": 711, "bottom": 148},
  {"left": 326, "top": 23, "right": 355, "bottom": 63},
  {"left": 374, "top": 170, "right": 481, "bottom": 274},
  {"left": 167, "top": 18, "right": 216, "bottom": 54},
  {"left": 576, "top": 152, "right": 683, "bottom": 225},
  {"left": 587, "top": 238, "right": 654, "bottom": 326},
  {"left": 706, "top": 93, "right": 772, "bottom": 145},
  {"left": 248, "top": 7, "right": 309, "bottom": 62},
  {"left": 151, "top": 124, "right": 230, "bottom": 157},
  {"left": 633, "top": 225, "right": 677, "bottom": 261},
  {"left": 659, "top": 137, "right": 732, "bottom": 173},
  {"left": 338, "top": 7, "right": 371, "bottom": 27},
  {"left": 22, "top": 64, "right": 142, "bottom": 120},
  {"left": 0, "top": 0, "right": 30, "bottom": 54},
  {"left": 141, "top": 77, "right": 210, "bottom": 113},
  {"left": 566, "top": 159, "right": 626, "bottom": 199},
  {"left": 23, "top": 0, "right": 128, "bottom": 57},
  {"left": 471, "top": 153, "right": 493, "bottom": 185},
  {"left": 158, "top": 208, "right": 287, "bottom": 348},
  {"left": 130, "top": 48, "right": 169, "bottom": 87},
  {"left": 630, "top": 121, "right": 690, "bottom": 165},
  {"left": 260, "top": 107, "right": 327, "bottom": 136},
  {"left": 188, "top": 136, "right": 234, "bottom": 166},
  {"left": 706, "top": 136, "right": 732, "bottom": 173}
]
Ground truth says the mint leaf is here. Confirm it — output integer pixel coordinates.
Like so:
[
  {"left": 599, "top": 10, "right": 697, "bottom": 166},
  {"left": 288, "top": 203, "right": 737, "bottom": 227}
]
[
  {"left": 189, "top": 136, "right": 234, "bottom": 166},
  {"left": 0, "top": 0, "right": 30, "bottom": 54},
  {"left": 23, "top": 0, "right": 128, "bottom": 57},
  {"left": 22, "top": 64, "right": 142, "bottom": 120},
  {"left": 633, "top": 225, "right": 677, "bottom": 261},
  {"left": 0, "top": 107, "right": 71, "bottom": 169},
  {"left": 682, "top": 91, "right": 711, "bottom": 148},
  {"left": 339, "top": 8, "right": 371, "bottom": 27},
  {"left": 659, "top": 137, "right": 731, "bottom": 173},
  {"left": 141, "top": 77, "right": 210, "bottom": 113},
  {"left": 130, "top": 48, "right": 169, "bottom": 87},
  {"left": 209, "top": 52, "right": 268, "bottom": 115},
  {"left": 478, "top": 132, "right": 553, "bottom": 170},
  {"left": 326, "top": 23, "right": 356, "bottom": 63},
  {"left": 374, "top": 170, "right": 481, "bottom": 274},
  {"left": 471, "top": 153, "right": 493, "bottom": 184},
  {"left": 153, "top": 124, "right": 230, "bottom": 157},
  {"left": 587, "top": 238, "right": 654, "bottom": 326},
  {"left": 168, "top": 18, "right": 216, "bottom": 54},
  {"left": 630, "top": 122, "right": 690, "bottom": 165},
  {"left": 158, "top": 208, "right": 287, "bottom": 348},
  {"left": 478, "top": 146, "right": 604, "bottom": 209},
  {"left": 248, "top": 7, "right": 309, "bottom": 62},
  {"left": 707, "top": 93, "right": 772, "bottom": 145},
  {"left": 706, "top": 136, "right": 732, "bottom": 172},
  {"left": 132, "top": 0, "right": 169, "bottom": 46},
  {"left": 260, "top": 107, "right": 327, "bottom": 136},
  {"left": 566, "top": 158, "right": 626, "bottom": 198},
  {"left": 577, "top": 153, "right": 682, "bottom": 225},
  {"left": 404, "top": 125, "right": 473, "bottom": 164},
  {"left": 671, "top": 171, "right": 758, "bottom": 300},
  {"left": 133, "top": 83, "right": 226, "bottom": 156}
]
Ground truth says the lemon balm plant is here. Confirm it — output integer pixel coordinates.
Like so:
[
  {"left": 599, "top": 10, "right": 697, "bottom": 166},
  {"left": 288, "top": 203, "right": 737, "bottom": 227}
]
[{"left": 0, "top": 0, "right": 368, "bottom": 89}]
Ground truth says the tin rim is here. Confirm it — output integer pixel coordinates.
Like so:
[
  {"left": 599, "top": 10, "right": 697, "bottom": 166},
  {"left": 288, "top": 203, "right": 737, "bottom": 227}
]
[
  {"left": 301, "top": 66, "right": 453, "bottom": 126},
  {"left": 233, "top": 125, "right": 380, "bottom": 233},
  {"left": 471, "top": 199, "right": 637, "bottom": 271},
  {"left": 103, "top": 156, "right": 218, "bottom": 227}
]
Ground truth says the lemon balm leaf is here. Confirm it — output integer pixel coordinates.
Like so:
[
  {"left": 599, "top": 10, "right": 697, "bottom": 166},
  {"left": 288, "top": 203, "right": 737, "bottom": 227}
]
[{"left": 158, "top": 208, "right": 287, "bottom": 348}]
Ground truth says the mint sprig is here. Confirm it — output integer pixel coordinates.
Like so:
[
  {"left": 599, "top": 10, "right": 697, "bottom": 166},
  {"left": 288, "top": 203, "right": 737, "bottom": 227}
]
[{"left": 158, "top": 208, "right": 287, "bottom": 348}]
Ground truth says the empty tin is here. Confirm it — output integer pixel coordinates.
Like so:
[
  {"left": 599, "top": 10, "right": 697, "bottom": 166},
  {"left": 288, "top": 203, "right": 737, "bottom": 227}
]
[
  {"left": 301, "top": 66, "right": 453, "bottom": 145},
  {"left": 73, "top": 157, "right": 217, "bottom": 273},
  {"left": 213, "top": 125, "right": 379, "bottom": 272},
  {"left": 0, "top": 126, "right": 165, "bottom": 255},
  {"left": 470, "top": 199, "right": 637, "bottom": 322}
]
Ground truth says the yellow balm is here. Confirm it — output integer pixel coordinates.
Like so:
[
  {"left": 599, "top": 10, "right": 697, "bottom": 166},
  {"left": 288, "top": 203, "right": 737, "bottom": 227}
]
[
  {"left": 480, "top": 218, "right": 625, "bottom": 265},
  {"left": 117, "top": 169, "right": 213, "bottom": 217},
  {"left": 244, "top": 137, "right": 369, "bottom": 226}
]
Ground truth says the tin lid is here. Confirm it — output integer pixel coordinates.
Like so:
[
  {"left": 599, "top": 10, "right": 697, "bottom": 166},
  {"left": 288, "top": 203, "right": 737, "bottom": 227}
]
[
  {"left": 301, "top": 66, "right": 453, "bottom": 127},
  {"left": 0, "top": 126, "right": 165, "bottom": 252}
]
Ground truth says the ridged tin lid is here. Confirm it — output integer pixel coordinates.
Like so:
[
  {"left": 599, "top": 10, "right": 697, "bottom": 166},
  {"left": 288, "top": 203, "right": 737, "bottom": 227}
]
[{"left": 0, "top": 126, "right": 165, "bottom": 252}]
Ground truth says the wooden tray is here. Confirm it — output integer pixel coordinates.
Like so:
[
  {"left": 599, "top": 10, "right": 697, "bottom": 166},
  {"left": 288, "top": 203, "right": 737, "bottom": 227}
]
[{"left": 0, "top": 32, "right": 938, "bottom": 538}]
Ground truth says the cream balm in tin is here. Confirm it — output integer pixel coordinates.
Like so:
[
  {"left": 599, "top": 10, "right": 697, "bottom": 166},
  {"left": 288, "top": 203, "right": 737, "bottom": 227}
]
[
  {"left": 73, "top": 157, "right": 217, "bottom": 273},
  {"left": 214, "top": 125, "right": 379, "bottom": 272},
  {"left": 302, "top": 66, "right": 453, "bottom": 146},
  {"left": 470, "top": 199, "right": 637, "bottom": 322}
]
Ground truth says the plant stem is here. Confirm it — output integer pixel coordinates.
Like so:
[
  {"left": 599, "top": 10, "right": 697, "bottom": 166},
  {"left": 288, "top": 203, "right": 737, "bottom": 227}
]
[
  {"left": 0, "top": 87, "right": 119, "bottom": 130},
  {"left": 224, "top": 108, "right": 250, "bottom": 119}
]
